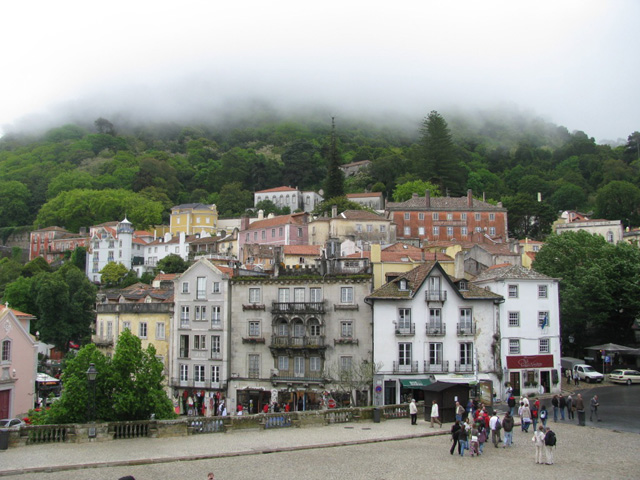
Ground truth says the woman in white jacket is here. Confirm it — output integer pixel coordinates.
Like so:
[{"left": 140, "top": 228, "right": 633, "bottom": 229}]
[{"left": 532, "top": 425, "right": 546, "bottom": 464}]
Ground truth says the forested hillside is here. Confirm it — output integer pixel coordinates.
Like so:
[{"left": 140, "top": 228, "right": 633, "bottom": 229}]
[{"left": 1, "top": 108, "right": 639, "bottom": 239}]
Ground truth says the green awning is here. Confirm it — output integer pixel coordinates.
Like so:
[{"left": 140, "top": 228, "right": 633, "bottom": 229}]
[{"left": 400, "top": 379, "right": 433, "bottom": 388}]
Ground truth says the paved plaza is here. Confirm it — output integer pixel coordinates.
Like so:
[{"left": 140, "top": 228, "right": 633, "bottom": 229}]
[{"left": 1, "top": 413, "right": 638, "bottom": 480}]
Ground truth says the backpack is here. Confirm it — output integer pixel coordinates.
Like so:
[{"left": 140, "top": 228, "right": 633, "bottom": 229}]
[
  {"left": 495, "top": 417, "right": 501, "bottom": 430},
  {"left": 545, "top": 430, "right": 557, "bottom": 447},
  {"left": 540, "top": 410, "right": 547, "bottom": 419}
]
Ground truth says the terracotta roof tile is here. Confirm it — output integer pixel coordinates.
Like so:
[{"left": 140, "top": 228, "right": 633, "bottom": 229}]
[
  {"left": 255, "top": 186, "right": 298, "bottom": 193},
  {"left": 284, "top": 245, "right": 322, "bottom": 255}
]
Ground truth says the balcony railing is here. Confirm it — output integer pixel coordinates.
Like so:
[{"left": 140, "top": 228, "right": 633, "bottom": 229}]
[
  {"left": 270, "top": 335, "right": 326, "bottom": 348},
  {"left": 425, "top": 290, "right": 447, "bottom": 302},
  {"left": 456, "top": 322, "right": 476, "bottom": 335},
  {"left": 395, "top": 323, "right": 415, "bottom": 336},
  {"left": 392, "top": 361, "right": 419, "bottom": 374},
  {"left": 93, "top": 335, "right": 114, "bottom": 347},
  {"left": 424, "top": 360, "right": 449, "bottom": 373},
  {"left": 180, "top": 319, "right": 190, "bottom": 329},
  {"left": 210, "top": 320, "right": 223, "bottom": 330},
  {"left": 426, "top": 323, "right": 446, "bottom": 336},
  {"left": 271, "top": 301, "right": 325, "bottom": 314},
  {"left": 271, "top": 371, "right": 325, "bottom": 383},
  {"left": 454, "top": 361, "right": 474, "bottom": 373}
]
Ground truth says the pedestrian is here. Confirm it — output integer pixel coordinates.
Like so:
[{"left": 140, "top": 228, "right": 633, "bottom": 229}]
[
  {"left": 502, "top": 411, "right": 514, "bottom": 447},
  {"left": 458, "top": 422, "right": 468, "bottom": 457},
  {"left": 539, "top": 405, "right": 548, "bottom": 427},
  {"left": 544, "top": 427, "right": 556, "bottom": 465},
  {"left": 469, "top": 424, "right": 479, "bottom": 457},
  {"left": 520, "top": 401, "right": 532, "bottom": 432},
  {"left": 590, "top": 395, "right": 600, "bottom": 422},
  {"left": 532, "top": 424, "right": 545, "bottom": 464},
  {"left": 489, "top": 410, "right": 502, "bottom": 447},
  {"left": 551, "top": 394, "right": 559, "bottom": 422},
  {"left": 566, "top": 394, "right": 574, "bottom": 420},
  {"left": 207, "top": 473, "right": 214, "bottom": 480},
  {"left": 284, "top": 402, "right": 291, "bottom": 413},
  {"left": 507, "top": 394, "right": 516, "bottom": 417},
  {"left": 430, "top": 400, "right": 442, "bottom": 428},
  {"left": 565, "top": 368, "right": 572, "bottom": 384},
  {"left": 531, "top": 398, "right": 539, "bottom": 431},
  {"left": 409, "top": 398, "right": 418, "bottom": 425},
  {"left": 263, "top": 403, "right": 269, "bottom": 414},
  {"left": 236, "top": 404, "right": 243, "bottom": 416},
  {"left": 450, "top": 420, "right": 461, "bottom": 455},
  {"left": 505, "top": 383, "right": 513, "bottom": 402},
  {"left": 455, "top": 401, "right": 465, "bottom": 422},
  {"left": 573, "top": 369, "right": 580, "bottom": 386},
  {"left": 466, "top": 398, "right": 474, "bottom": 417},
  {"left": 559, "top": 394, "right": 566, "bottom": 421},
  {"left": 477, "top": 421, "right": 487, "bottom": 455},
  {"left": 575, "top": 394, "right": 586, "bottom": 426}
]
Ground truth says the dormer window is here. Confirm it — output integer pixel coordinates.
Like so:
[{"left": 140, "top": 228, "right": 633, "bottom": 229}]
[
  {"left": 459, "top": 280, "right": 468, "bottom": 291},
  {"left": 399, "top": 279, "right": 408, "bottom": 291}
]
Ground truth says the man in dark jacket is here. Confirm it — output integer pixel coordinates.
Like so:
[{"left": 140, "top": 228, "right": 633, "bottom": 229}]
[
  {"left": 575, "top": 393, "right": 586, "bottom": 426},
  {"left": 507, "top": 395, "right": 516, "bottom": 417},
  {"left": 450, "top": 420, "right": 462, "bottom": 455},
  {"left": 558, "top": 394, "right": 566, "bottom": 421},
  {"left": 501, "top": 411, "right": 514, "bottom": 447}
]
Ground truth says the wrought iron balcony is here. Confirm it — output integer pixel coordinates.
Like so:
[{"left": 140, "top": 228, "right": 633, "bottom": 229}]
[
  {"left": 425, "top": 290, "right": 447, "bottom": 302},
  {"left": 270, "top": 371, "right": 325, "bottom": 383},
  {"left": 426, "top": 323, "right": 446, "bottom": 336},
  {"left": 271, "top": 301, "right": 325, "bottom": 314},
  {"left": 392, "top": 361, "right": 419, "bottom": 374},
  {"left": 454, "top": 361, "right": 474, "bottom": 373},
  {"left": 456, "top": 322, "right": 476, "bottom": 336},
  {"left": 424, "top": 360, "right": 449, "bottom": 373},
  {"left": 270, "top": 335, "right": 326, "bottom": 348},
  {"left": 395, "top": 323, "right": 415, "bottom": 336}
]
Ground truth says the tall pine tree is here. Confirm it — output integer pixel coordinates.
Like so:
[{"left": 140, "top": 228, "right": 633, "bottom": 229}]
[
  {"left": 419, "top": 111, "right": 464, "bottom": 195},
  {"left": 324, "top": 117, "right": 345, "bottom": 199}
]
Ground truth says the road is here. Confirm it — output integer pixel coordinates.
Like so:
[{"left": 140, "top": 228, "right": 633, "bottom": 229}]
[{"left": 575, "top": 383, "right": 640, "bottom": 433}]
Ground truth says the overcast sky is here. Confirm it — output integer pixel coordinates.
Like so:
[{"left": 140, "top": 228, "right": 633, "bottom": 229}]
[{"left": 2, "top": 0, "right": 638, "bottom": 142}]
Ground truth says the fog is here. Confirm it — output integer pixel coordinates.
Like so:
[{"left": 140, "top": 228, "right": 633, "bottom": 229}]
[{"left": 2, "top": 0, "right": 639, "bottom": 143}]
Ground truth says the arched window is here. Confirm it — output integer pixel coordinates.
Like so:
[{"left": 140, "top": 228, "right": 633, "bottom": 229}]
[
  {"left": 1, "top": 339, "right": 11, "bottom": 362},
  {"left": 606, "top": 231, "right": 614, "bottom": 243}
]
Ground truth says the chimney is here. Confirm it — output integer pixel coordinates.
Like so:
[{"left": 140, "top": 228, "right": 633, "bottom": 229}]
[
  {"left": 240, "top": 215, "right": 250, "bottom": 230},
  {"left": 467, "top": 189, "right": 473, "bottom": 208},
  {"left": 332, "top": 205, "right": 338, "bottom": 218},
  {"left": 425, "top": 190, "right": 430, "bottom": 208},
  {"left": 258, "top": 209, "right": 264, "bottom": 220}
]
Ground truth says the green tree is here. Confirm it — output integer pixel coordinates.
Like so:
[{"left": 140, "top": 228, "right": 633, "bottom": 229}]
[
  {"left": 326, "top": 359, "right": 380, "bottom": 407},
  {"left": 282, "top": 140, "right": 324, "bottom": 191},
  {"left": 94, "top": 117, "right": 116, "bottom": 136},
  {"left": 216, "top": 182, "right": 252, "bottom": 216},
  {"left": 0, "top": 181, "right": 31, "bottom": 228},
  {"left": 594, "top": 181, "right": 640, "bottom": 227},
  {"left": 99, "top": 262, "right": 130, "bottom": 287},
  {"left": 533, "top": 231, "right": 640, "bottom": 349},
  {"left": 156, "top": 254, "right": 189, "bottom": 274},
  {"left": 21, "top": 256, "right": 52, "bottom": 277},
  {"left": 0, "top": 258, "right": 23, "bottom": 299},
  {"left": 549, "top": 183, "right": 588, "bottom": 212},
  {"left": 392, "top": 180, "right": 441, "bottom": 202},
  {"left": 502, "top": 193, "right": 556, "bottom": 239},
  {"left": 312, "top": 197, "right": 363, "bottom": 217},
  {"left": 70, "top": 247, "right": 87, "bottom": 271},
  {"left": 2, "top": 276, "right": 37, "bottom": 319}
]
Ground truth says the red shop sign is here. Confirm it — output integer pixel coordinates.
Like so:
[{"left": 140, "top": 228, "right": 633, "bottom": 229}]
[{"left": 506, "top": 355, "right": 554, "bottom": 369}]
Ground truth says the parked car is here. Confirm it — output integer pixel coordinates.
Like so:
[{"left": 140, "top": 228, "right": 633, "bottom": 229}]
[
  {"left": 0, "top": 418, "right": 25, "bottom": 427},
  {"left": 609, "top": 369, "right": 640, "bottom": 385},
  {"left": 573, "top": 364, "right": 604, "bottom": 383}
]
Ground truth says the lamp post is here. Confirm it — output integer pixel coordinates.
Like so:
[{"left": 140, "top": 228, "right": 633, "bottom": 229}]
[{"left": 86, "top": 363, "right": 97, "bottom": 438}]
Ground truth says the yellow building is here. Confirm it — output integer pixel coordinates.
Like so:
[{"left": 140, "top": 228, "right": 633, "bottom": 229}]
[
  {"left": 170, "top": 203, "right": 218, "bottom": 236},
  {"left": 518, "top": 238, "right": 545, "bottom": 269},
  {"left": 94, "top": 283, "right": 174, "bottom": 377}
]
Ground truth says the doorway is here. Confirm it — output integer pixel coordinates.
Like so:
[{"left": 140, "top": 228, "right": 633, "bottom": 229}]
[
  {"left": 509, "top": 372, "right": 521, "bottom": 396},
  {"left": 540, "top": 370, "right": 550, "bottom": 394},
  {"left": 384, "top": 380, "right": 397, "bottom": 405}
]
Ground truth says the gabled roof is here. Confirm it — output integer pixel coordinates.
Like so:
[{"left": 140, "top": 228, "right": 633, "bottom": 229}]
[
  {"left": 153, "top": 273, "right": 177, "bottom": 283},
  {"left": 367, "top": 262, "right": 502, "bottom": 301},
  {"left": 255, "top": 186, "right": 298, "bottom": 194},
  {"left": 283, "top": 245, "right": 322, "bottom": 256},
  {"left": 244, "top": 212, "right": 308, "bottom": 230},
  {"left": 473, "top": 263, "right": 556, "bottom": 282}
]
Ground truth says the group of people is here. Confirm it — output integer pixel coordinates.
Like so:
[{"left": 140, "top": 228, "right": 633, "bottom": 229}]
[{"left": 449, "top": 405, "right": 517, "bottom": 457}]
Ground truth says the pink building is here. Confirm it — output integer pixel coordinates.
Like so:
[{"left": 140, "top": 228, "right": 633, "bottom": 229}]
[
  {"left": 0, "top": 306, "right": 38, "bottom": 419},
  {"left": 239, "top": 213, "right": 310, "bottom": 265}
]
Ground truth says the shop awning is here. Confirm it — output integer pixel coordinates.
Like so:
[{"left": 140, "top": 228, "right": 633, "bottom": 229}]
[{"left": 400, "top": 378, "right": 433, "bottom": 388}]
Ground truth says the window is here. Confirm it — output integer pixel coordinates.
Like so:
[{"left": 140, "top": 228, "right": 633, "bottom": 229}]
[
  {"left": 606, "top": 231, "right": 614, "bottom": 243},
  {"left": 509, "top": 339, "right": 520, "bottom": 354},
  {"left": 310, "top": 287, "right": 322, "bottom": 302},
  {"left": 447, "top": 226, "right": 454, "bottom": 236},
  {"left": 460, "top": 308, "right": 472, "bottom": 328},
  {"left": 309, "top": 322, "right": 321, "bottom": 336},
  {"left": 294, "top": 356, "right": 305, "bottom": 377},
  {"left": 278, "top": 356, "right": 289, "bottom": 371},
  {"left": 404, "top": 213, "right": 410, "bottom": 220},
  {"left": 475, "top": 226, "right": 482, "bottom": 232},
  {"left": 429, "top": 343, "right": 442, "bottom": 365},
  {"left": 211, "top": 365, "right": 220, "bottom": 383},
  {"left": 194, "top": 365, "right": 205, "bottom": 382},
  {"left": 461, "top": 213, "right": 467, "bottom": 220},
  {"left": 366, "top": 224, "right": 373, "bottom": 233},
  {"left": 508, "top": 284, "right": 518, "bottom": 298},
  {"left": 211, "top": 306, "right": 221, "bottom": 326},
  {"left": 533, "top": 245, "right": 540, "bottom": 252},
  {"left": 262, "top": 230, "right": 266, "bottom": 240},
  {"left": 294, "top": 288, "right": 305, "bottom": 303},
  {"left": 249, "top": 288, "right": 261, "bottom": 304},
  {"left": 398, "top": 308, "right": 411, "bottom": 329},
  {"left": 340, "top": 356, "right": 352, "bottom": 372},
  {"left": 1, "top": 339, "right": 11, "bottom": 362},
  {"left": 245, "top": 233, "right": 249, "bottom": 242},
  {"left": 179, "top": 364, "right": 188, "bottom": 382},
  {"left": 341, "top": 287, "right": 354, "bottom": 304},
  {"left": 277, "top": 322, "right": 289, "bottom": 336},
  {"left": 139, "top": 322, "right": 148, "bottom": 339},
  {"left": 196, "top": 277, "right": 206, "bottom": 299},
  {"left": 489, "top": 227, "right": 496, "bottom": 236},
  {"left": 418, "top": 226, "right": 425, "bottom": 235},
  {"left": 156, "top": 322, "right": 165, "bottom": 340},
  {"left": 279, "top": 227, "right": 284, "bottom": 236},
  {"left": 447, "top": 213, "right": 453, "bottom": 220},
  {"left": 538, "top": 311, "right": 549, "bottom": 328},
  {"left": 278, "top": 288, "right": 290, "bottom": 303},
  {"left": 212, "top": 282, "right": 220, "bottom": 294},
  {"left": 195, "top": 305, "right": 206, "bottom": 321},
  {"left": 297, "top": 228, "right": 303, "bottom": 237},
  {"left": 489, "top": 213, "right": 495, "bottom": 221},
  {"left": 539, "top": 338, "right": 550, "bottom": 353},
  {"left": 429, "top": 308, "right": 442, "bottom": 327},
  {"left": 475, "top": 213, "right": 481, "bottom": 221},
  {"left": 398, "top": 343, "right": 412, "bottom": 366},
  {"left": 271, "top": 228, "right": 276, "bottom": 238},
  {"left": 433, "top": 212, "right": 439, "bottom": 220},
  {"left": 508, "top": 312, "right": 520, "bottom": 327},
  {"left": 538, "top": 285, "right": 548, "bottom": 298},
  {"left": 182, "top": 282, "right": 189, "bottom": 294},
  {"left": 460, "top": 343, "right": 473, "bottom": 365},
  {"left": 398, "top": 279, "right": 408, "bottom": 291},
  {"left": 123, "top": 321, "right": 131, "bottom": 331},
  {"left": 461, "top": 227, "right": 468, "bottom": 236},
  {"left": 181, "top": 306, "right": 190, "bottom": 326},
  {"left": 194, "top": 335, "right": 206, "bottom": 350},
  {"left": 356, "top": 224, "right": 362, "bottom": 232},
  {"left": 380, "top": 225, "right": 386, "bottom": 233},
  {"left": 179, "top": 335, "right": 189, "bottom": 357},
  {"left": 249, "top": 321, "right": 261, "bottom": 337},
  {"left": 310, "top": 356, "right": 321, "bottom": 372},
  {"left": 432, "top": 226, "right": 439, "bottom": 236},
  {"left": 211, "top": 336, "right": 221, "bottom": 355},
  {"left": 403, "top": 226, "right": 411, "bottom": 236},
  {"left": 341, "top": 321, "right": 353, "bottom": 337}
]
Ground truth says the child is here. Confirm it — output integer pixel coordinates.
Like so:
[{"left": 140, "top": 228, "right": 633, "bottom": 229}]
[{"left": 469, "top": 425, "right": 479, "bottom": 457}]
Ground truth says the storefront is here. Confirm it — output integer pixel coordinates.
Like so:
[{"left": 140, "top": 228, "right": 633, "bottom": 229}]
[{"left": 506, "top": 354, "right": 558, "bottom": 395}]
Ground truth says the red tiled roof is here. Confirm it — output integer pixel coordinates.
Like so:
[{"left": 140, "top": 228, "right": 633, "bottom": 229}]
[
  {"left": 0, "top": 305, "right": 35, "bottom": 318},
  {"left": 338, "top": 210, "right": 386, "bottom": 221},
  {"left": 245, "top": 213, "right": 308, "bottom": 230},
  {"left": 255, "top": 186, "right": 298, "bottom": 193},
  {"left": 154, "top": 273, "right": 177, "bottom": 282},
  {"left": 284, "top": 245, "right": 322, "bottom": 256},
  {"left": 346, "top": 192, "right": 383, "bottom": 199}
]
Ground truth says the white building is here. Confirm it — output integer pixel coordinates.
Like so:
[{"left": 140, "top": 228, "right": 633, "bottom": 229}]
[
  {"left": 170, "top": 259, "right": 232, "bottom": 416},
  {"left": 472, "top": 263, "right": 561, "bottom": 398},
  {"left": 555, "top": 218, "right": 623, "bottom": 244},
  {"left": 366, "top": 262, "right": 503, "bottom": 406},
  {"left": 254, "top": 186, "right": 323, "bottom": 213}
]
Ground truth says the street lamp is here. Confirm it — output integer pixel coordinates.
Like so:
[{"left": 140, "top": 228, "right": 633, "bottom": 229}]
[{"left": 86, "top": 363, "right": 98, "bottom": 438}]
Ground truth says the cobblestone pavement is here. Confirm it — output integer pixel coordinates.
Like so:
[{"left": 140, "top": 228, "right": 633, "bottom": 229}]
[{"left": 1, "top": 416, "right": 638, "bottom": 480}]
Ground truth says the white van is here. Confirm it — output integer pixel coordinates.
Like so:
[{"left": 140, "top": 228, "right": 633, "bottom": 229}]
[{"left": 573, "top": 364, "right": 604, "bottom": 383}]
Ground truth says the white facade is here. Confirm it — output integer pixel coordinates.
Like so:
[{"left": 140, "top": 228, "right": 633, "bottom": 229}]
[
  {"left": 145, "top": 232, "right": 199, "bottom": 268},
  {"left": 254, "top": 187, "right": 323, "bottom": 213},
  {"left": 170, "top": 259, "right": 231, "bottom": 416},
  {"left": 472, "top": 264, "right": 561, "bottom": 399},
  {"left": 367, "top": 262, "right": 503, "bottom": 406},
  {"left": 555, "top": 219, "right": 623, "bottom": 244}
]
